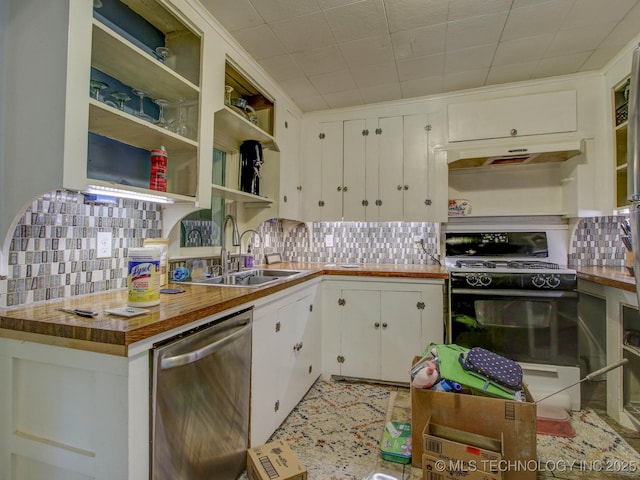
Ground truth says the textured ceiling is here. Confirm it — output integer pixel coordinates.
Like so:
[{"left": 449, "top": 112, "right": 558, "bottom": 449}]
[{"left": 199, "top": 0, "right": 640, "bottom": 112}]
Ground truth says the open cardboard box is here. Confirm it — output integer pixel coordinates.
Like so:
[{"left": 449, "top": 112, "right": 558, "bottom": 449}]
[
  {"left": 247, "top": 440, "right": 307, "bottom": 480},
  {"left": 411, "top": 357, "right": 537, "bottom": 480}
]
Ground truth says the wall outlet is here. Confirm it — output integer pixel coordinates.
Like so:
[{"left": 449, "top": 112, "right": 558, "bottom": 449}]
[
  {"left": 97, "top": 231, "right": 112, "bottom": 258},
  {"left": 325, "top": 234, "right": 334, "bottom": 247}
]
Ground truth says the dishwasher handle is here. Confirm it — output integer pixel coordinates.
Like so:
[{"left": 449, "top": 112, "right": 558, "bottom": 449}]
[{"left": 160, "top": 319, "right": 251, "bottom": 370}]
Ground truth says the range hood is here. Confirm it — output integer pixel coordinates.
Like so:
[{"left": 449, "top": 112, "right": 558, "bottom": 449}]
[{"left": 441, "top": 134, "right": 586, "bottom": 170}]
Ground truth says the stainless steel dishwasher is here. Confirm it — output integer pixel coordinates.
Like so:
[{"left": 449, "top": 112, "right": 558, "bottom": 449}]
[{"left": 150, "top": 307, "right": 252, "bottom": 480}]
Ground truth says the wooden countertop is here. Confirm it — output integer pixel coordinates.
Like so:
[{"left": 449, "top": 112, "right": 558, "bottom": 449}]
[
  {"left": 0, "top": 262, "right": 447, "bottom": 355},
  {"left": 575, "top": 265, "right": 636, "bottom": 292}
]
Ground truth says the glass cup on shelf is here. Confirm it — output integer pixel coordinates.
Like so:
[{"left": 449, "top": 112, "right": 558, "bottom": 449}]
[
  {"left": 225, "top": 85, "right": 233, "bottom": 106},
  {"left": 153, "top": 98, "right": 171, "bottom": 129},
  {"left": 169, "top": 97, "right": 191, "bottom": 138},
  {"left": 132, "top": 88, "right": 154, "bottom": 121},
  {"left": 90, "top": 80, "right": 108, "bottom": 101},
  {"left": 110, "top": 91, "right": 131, "bottom": 111},
  {"left": 155, "top": 46, "right": 173, "bottom": 63}
]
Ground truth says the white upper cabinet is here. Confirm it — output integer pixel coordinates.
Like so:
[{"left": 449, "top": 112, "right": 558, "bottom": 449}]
[
  {"left": 448, "top": 90, "right": 577, "bottom": 142},
  {"left": 278, "top": 110, "right": 302, "bottom": 220}
]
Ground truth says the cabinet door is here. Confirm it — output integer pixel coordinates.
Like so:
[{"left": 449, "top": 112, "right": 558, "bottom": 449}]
[
  {"left": 343, "top": 119, "right": 368, "bottom": 221},
  {"left": 320, "top": 121, "right": 344, "bottom": 220},
  {"left": 279, "top": 110, "right": 301, "bottom": 220},
  {"left": 403, "top": 113, "right": 432, "bottom": 221},
  {"left": 339, "top": 289, "right": 382, "bottom": 379},
  {"left": 376, "top": 116, "right": 404, "bottom": 221},
  {"left": 448, "top": 90, "right": 577, "bottom": 142},
  {"left": 250, "top": 307, "right": 289, "bottom": 446},
  {"left": 380, "top": 290, "right": 425, "bottom": 382}
]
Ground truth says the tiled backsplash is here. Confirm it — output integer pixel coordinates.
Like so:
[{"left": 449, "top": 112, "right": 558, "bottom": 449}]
[
  {"left": 0, "top": 190, "right": 162, "bottom": 307},
  {"left": 0, "top": 189, "right": 630, "bottom": 308},
  {"left": 569, "top": 216, "right": 627, "bottom": 267}
]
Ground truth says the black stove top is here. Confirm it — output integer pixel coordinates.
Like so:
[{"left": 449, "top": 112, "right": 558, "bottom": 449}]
[{"left": 455, "top": 260, "right": 560, "bottom": 270}]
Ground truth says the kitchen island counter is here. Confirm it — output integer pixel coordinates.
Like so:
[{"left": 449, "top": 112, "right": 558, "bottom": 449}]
[
  {"left": 576, "top": 265, "right": 636, "bottom": 292},
  {"left": 0, "top": 262, "right": 447, "bottom": 355}
]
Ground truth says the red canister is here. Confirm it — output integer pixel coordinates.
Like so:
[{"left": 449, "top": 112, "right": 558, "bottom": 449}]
[{"left": 150, "top": 146, "right": 167, "bottom": 192}]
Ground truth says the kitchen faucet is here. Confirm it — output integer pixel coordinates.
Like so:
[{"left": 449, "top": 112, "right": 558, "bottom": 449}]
[
  {"left": 238, "top": 229, "right": 263, "bottom": 254},
  {"left": 220, "top": 215, "right": 240, "bottom": 275}
]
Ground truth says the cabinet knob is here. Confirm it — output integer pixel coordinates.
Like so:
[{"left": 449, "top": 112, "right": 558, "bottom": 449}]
[
  {"left": 343, "top": 186, "right": 348, "bottom": 192},
  {"left": 319, "top": 133, "right": 326, "bottom": 139},
  {"left": 397, "top": 185, "right": 402, "bottom": 190},
  {"left": 374, "top": 322, "right": 380, "bottom": 328},
  {"left": 297, "top": 185, "right": 302, "bottom": 191},
  {"left": 375, "top": 199, "right": 382, "bottom": 206},
  {"left": 362, "top": 129, "right": 369, "bottom": 136},
  {"left": 382, "top": 322, "right": 388, "bottom": 328},
  {"left": 417, "top": 302, "right": 425, "bottom": 310},
  {"left": 375, "top": 128, "right": 382, "bottom": 135},
  {"left": 424, "top": 199, "right": 432, "bottom": 206},
  {"left": 404, "top": 185, "right": 409, "bottom": 190},
  {"left": 510, "top": 128, "right": 518, "bottom": 136},
  {"left": 283, "top": 195, "right": 288, "bottom": 202},
  {"left": 337, "top": 186, "right": 342, "bottom": 192},
  {"left": 319, "top": 200, "right": 325, "bottom": 207},
  {"left": 362, "top": 199, "right": 369, "bottom": 206}
]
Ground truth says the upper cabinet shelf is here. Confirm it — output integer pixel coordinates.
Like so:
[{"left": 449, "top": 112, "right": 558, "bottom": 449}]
[{"left": 214, "top": 61, "right": 279, "bottom": 152}]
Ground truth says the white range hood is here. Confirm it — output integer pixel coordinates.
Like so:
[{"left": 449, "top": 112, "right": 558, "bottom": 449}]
[{"left": 441, "top": 134, "right": 586, "bottom": 170}]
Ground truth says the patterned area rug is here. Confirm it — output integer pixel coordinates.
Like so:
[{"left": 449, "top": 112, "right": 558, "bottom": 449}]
[{"left": 264, "top": 379, "right": 640, "bottom": 480}]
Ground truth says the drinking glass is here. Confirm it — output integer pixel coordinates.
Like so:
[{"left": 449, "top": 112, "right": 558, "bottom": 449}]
[
  {"left": 225, "top": 85, "right": 233, "bottom": 106},
  {"left": 169, "top": 97, "right": 190, "bottom": 137},
  {"left": 110, "top": 91, "right": 131, "bottom": 111},
  {"left": 153, "top": 98, "right": 171, "bottom": 128},
  {"left": 132, "top": 88, "right": 154, "bottom": 121},
  {"left": 90, "top": 80, "right": 108, "bottom": 101}
]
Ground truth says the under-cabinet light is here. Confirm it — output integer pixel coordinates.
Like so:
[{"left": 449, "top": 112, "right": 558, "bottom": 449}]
[{"left": 85, "top": 185, "right": 174, "bottom": 204}]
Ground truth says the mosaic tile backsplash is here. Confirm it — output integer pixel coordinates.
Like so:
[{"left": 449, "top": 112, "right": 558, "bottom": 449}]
[
  {"left": 0, "top": 190, "right": 162, "bottom": 307},
  {"left": 0, "top": 188, "right": 631, "bottom": 308}
]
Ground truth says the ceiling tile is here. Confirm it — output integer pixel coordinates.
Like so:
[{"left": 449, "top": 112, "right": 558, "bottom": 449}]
[
  {"left": 581, "top": 46, "right": 624, "bottom": 71},
  {"left": 501, "top": 0, "right": 574, "bottom": 42},
  {"left": 324, "top": 0, "right": 388, "bottom": 43},
  {"left": 396, "top": 53, "right": 445, "bottom": 82},
  {"left": 198, "top": 0, "right": 264, "bottom": 31},
  {"left": 444, "top": 45, "right": 497, "bottom": 75},
  {"left": 443, "top": 68, "right": 490, "bottom": 92},
  {"left": 258, "top": 55, "right": 305, "bottom": 82},
  {"left": 385, "top": 0, "right": 448, "bottom": 34},
  {"left": 391, "top": 23, "right": 447, "bottom": 60},
  {"left": 532, "top": 51, "right": 593, "bottom": 78},
  {"left": 291, "top": 93, "right": 330, "bottom": 111},
  {"left": 492, "top": 34, "right": 555, "bottom": 66},
  {"left": 485, "top": 61, "right": 537, "bottom": 84},
  {"left": 308, "top": 69, "right": 358, "bottom": 94},
  {"left": 291, "top": 46, "right": 348, "bottom": 76},
  {"left": 278, "top": 76, "right": 320, "bottom": 98},
  {"left": 234, "top": 24, "right": 287, "bottom": 60},
  {"left": 546, "top": 22, "right": 618, "bottom": 57},
  {"left": 445, "top": 12, "right": 508, "bottom": 52},
  {"left": 317, "top": 0, "right": 362, "bottom": 9},
  {"left": 323, "top": 88, "right": 364, "bottom": 108},
  {"left": 248, "top": 0, "right": 321, "bottom": 23},
  {"left": 350, "top": 62, "right": 399, "bottom": 88},
  {"left": 447, "top": 0, "right": 512, "bottom": 21},
  {"left": 564, "top": 0, "right": 638, "bottom": 28},
  {"left": 360, "top": 83, "right": 403, "bottom": 104},
  {"left": 338, "top": 35, "right": 395, "bottom": 67},
  {"left": 400, "top": 75, "right": 444, "bottom": 98},
  {"left": 270, "top": 12, "right": 335, "bottom": 53}
]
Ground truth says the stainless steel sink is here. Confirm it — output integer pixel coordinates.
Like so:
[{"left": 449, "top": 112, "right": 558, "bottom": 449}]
[{"left": 178, "top": 269, "right": 306, "bottom": 288}]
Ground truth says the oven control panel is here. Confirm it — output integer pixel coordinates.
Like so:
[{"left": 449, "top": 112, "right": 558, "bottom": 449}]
[{"left": 451, "top": 272, "right": 576, "bottom": 290}]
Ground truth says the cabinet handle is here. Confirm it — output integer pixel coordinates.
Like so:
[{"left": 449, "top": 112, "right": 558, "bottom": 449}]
[
  {"left": 275, "top": 321, "right": 281, "bottom": 332},
  {"left": 297, "top": 185, "right": 302, "bottom": 191},
  {"left": 404, "top": 185, "right": 409, "bottom": 190},
  {"left": 338, "top": 298, "right": 346, "bottom": 306},
  {"left": 283, "top": 195, "right": 288, "bottom": 202},
  {"left": 343, "top": 186, "right": 348, "bottom": 192},
  {"left": 319, "top": 133, "right": 326, "bottom": 139},
  {"left": 319, "top": 200, "right": 325, "bottom": 207},
  {"left": 362, "top": 199, "right": 369, "bottom": 206},
  {"left": 417, "top": 302, "right": 425, "bottom": 310},
  {"left": 424, "top": 199, "right": 432, "bottom": 206},
  {"left": 376, "top": 128, "right": 382, "bottom": 135},
  {"left": 510, "top": 128, "right": 518, "bottom": 136},
  {"left": 374, "top": 322, "right": 380, "bottom": 328},
  {"left": 337, "top": 186, "right": 342, "bottom": 192},
  {"left": 376, "top": 199, "right": 382, "bottom": 206},
  {"left": 382, "top": 322, "right": 388, "bottom": 328},
  {"left": 309, "top": 304, "right": 313, "bottom": 312},
  {"left": 274, "top": 400, "right": 280, "bottom": 412},
  {"left": 362, "top": 129, "right": 369, "bottom": 136},
  {"left": 397, "top": 185, "right": 402, "bottom": 190}
]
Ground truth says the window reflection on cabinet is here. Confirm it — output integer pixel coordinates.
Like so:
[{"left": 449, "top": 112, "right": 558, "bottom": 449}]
[
  {"left": 89, "top": 0, "right": 201, "bottom": 201},
  {"left": 614, "top": 76, "right": 631, "bottom": 209}
]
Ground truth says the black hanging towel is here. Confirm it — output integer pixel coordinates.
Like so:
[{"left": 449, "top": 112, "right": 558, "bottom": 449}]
[{"left": 240, "top": 140, "right": 264, "bottom": 196}]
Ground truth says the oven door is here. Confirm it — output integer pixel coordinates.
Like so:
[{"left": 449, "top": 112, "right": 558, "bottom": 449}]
[{"left": 450, "top": 288, "right": 579, "bottom": 366}]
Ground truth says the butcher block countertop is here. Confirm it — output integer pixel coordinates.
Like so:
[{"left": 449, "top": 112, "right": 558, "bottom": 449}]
[
  {"left": 0, "top": 262, "right": 447, "bottom": 355},
  {"left": 575, "top": 265, "right": 636, "bottom": 292}
]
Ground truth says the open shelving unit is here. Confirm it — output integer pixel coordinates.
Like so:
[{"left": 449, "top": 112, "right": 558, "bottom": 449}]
[{"left": 614, "top": 76, "right": 631, "bottom": 209}]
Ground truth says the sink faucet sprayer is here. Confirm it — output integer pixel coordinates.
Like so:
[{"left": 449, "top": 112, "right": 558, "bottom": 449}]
[
  {"left": 239, "top": 229, "right": 264, "bottom": 268},
  {"left": 220, "top": 215, "right": 240, "bottom": 275}
]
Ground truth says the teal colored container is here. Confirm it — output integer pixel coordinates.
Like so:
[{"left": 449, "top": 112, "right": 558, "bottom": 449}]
[{"left": 379, "top": 421, "right": 412, "bottom": 464}]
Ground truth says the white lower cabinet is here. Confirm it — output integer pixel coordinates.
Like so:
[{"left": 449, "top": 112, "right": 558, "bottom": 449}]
[
  {"left": 250, "top": 282, "right": 322, "bottom": 446},
  {"left": 322, "top": 278, "right": 444, "bottom": 383}
]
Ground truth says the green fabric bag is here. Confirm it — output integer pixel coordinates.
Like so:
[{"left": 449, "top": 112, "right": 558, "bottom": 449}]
[{"left": 421, "top": 343, "right": 517, "bottom": 400}]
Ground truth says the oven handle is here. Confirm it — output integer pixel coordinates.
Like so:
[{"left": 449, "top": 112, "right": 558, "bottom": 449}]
[{"left": 451, "top": 288, "right": 578, "bottom": 299}]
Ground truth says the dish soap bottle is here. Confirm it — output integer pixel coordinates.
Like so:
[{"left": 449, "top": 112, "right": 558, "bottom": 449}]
[{"left": 244, "top": 244, "right": 254, "bottom": 268}]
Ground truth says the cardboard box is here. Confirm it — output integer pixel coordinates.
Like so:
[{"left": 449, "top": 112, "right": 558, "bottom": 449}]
[
  {"left": 423, "top": 454, "right": 501, "bottom": 480},
  {"left": 247, "top": 440, "right": 307, "bottom": 480},
  {"left": 423, "top": 418, "right": 503, "bottom": 476},
  {"left": 411, "top": 358, "right": 537, "bottom": 480}
]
